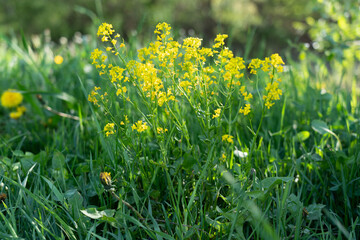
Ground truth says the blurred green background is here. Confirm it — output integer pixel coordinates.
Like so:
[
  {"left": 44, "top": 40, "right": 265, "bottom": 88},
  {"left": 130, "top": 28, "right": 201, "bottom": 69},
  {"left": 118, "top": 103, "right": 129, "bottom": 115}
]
[
  {"left": 2, "top": 0, "right": 359, "bottom": 60},
  {"left": 0, "top": 0, "right": 315, "bottom": 54}
]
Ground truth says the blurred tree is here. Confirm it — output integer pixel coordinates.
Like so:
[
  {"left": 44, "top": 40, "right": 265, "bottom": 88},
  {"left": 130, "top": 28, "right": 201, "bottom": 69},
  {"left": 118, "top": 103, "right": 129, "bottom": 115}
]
[{"left": 0, "top": 0, "right": 314, "bottom": 53}]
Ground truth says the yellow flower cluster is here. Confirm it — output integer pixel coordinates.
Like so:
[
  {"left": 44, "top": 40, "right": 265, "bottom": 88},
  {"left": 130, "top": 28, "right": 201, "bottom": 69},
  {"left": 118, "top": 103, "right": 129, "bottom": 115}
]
[
  {"left": 239, "top": 104, "right": 251, "bottom": 116},
  {"left": 120, "top": 115, "right": 128, "bottom": 126},
  {"left": 104, "top": 123, "right": 116, "bottom": 137},
  {"left": 263, "top": 80, "right": 283, "bottom": 109},
  {"left": 90, "top": 48, "right": 107, "bottom": 75},
  {"left": 222, "top": 134, "right": 234, "bottom": 144},
  {"left": 154, "top": 22, "right": 172, "bottom": 41},
  {"left": 157, "top": 127, "right": 168, "bottom": 134},
  {"left": 213, "top": 34, "right": 228, "bottom": 48},
  {"left": 212, "top": 108, "right": 221, "bottom": 119},
  {"left": 1, "top": 89, "right": 27, "bottom": 119},
  {"left": 90, "top": 22, "right": 259, "bottom": 111},
  {"left": 246, "top": 54, "right": 285, "bottom": 110},
  {"left": 89, "top": 22, "right": 285, "bottom": 138},
  {"left": 131, "top": 121, "right": 148, "bottom": 133},
  {"left": 127, "top": 61, "right": 175, "bottom": 107},
  {"left": 248, "top": 53, "right": 285, "bottom": 78},
  {"left": 88, "top": 86, "right": 108, "bottom": 107},
  {"left": 97, "top": 23, "right": 115, "bottom": 41}
]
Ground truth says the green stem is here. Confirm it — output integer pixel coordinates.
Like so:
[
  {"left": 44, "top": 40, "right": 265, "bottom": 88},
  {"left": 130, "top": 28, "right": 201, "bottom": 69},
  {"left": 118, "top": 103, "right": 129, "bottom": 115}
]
[{"left": 248, "top": 104, "right": 266, "bottom": 168}]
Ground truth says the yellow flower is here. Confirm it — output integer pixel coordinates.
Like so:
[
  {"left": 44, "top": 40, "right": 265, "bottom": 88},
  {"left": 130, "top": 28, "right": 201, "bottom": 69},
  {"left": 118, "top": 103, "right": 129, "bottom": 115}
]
[
  {"left": 221, "top": 153, "right": 227, "bottom": 162},
  {"left": 116, "top": 86, "right": 127, "bottom": 96},
  {"left": 248, "top": 58, "right": 263, "bottom": 74},
  {"left": 263, "top": 81, "right": 282, "bottom": 109},
  {"left": 54, "top": 55, "right": 63, "bottom": 65},
  {"left": 239, "top": 104, "right": 251, "bottom": 116},
  {"left": 157, "top": 127, "right": 168, "bottom": 134},
  {"left": 154, "top": 22, "right": 171, "bottom": 40},
  {"left": 17, "top": 106, "right": 27, "bottom": 113},
  {"left": 270, "top": 53, "right": 285, "bottom": 72},
  {"left": 222, "top": 134, "right": 234, "bottom": 144},
  {"left": 212, "top": 108, "right": 221, "bottom": 119},
  {"left": 1, "top": 90, "right": 23, "bottom": 108},
  {"left": 97, "top": 23, "right": 115, "bottom": 38},
  {"left": 213, "top": 34, "right": 228, "bottom": 48},
  {"left": 10, "top": 111, "right": 22, "bottom": 119},
  {"left": 104, "top": 123, "right": 116, "bottom": 137},
  {"left": 100, "top": 172, "right": 112, "bottom": 186},
  {"left": 131, "top": 121, "right": 148, "bottom": 133},
  {"left": 90, "top": 48, "right": 103, "bottom": 65}
]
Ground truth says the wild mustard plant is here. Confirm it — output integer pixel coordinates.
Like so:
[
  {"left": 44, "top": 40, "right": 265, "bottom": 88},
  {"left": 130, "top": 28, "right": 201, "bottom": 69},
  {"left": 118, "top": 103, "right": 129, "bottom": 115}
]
[
  {"left": 104, "top": 123, "right": 116, "bottom": 137},
  {"left": 88, "top": 22, "right": 285, "bottom": 173},
  {"left": 88, "top": 25, "right": 286, "bottom": 238}
]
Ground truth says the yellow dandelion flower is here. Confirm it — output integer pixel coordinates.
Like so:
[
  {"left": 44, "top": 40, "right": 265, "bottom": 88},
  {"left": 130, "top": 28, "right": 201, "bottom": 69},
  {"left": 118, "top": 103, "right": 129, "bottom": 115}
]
[
  {"left": 54, "top": 55, "right": 64, "bottom": 65},
  {"left": 9, "top": 105, "right": 26, "bottom": 119},
  {"left": 100, "top": 172, "right": 112, "bottom": 186},
  {"left": 1, "top": 90, "right": 23, "bottom": 108},
  {"left": 10, "top": 111, "right": 23, "bottom": 119}
]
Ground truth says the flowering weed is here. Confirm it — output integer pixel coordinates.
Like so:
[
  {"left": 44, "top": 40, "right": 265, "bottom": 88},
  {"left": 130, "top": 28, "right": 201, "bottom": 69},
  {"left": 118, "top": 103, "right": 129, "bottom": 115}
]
[{"left": 86, "top": 22, "right": 288, "bottom": 238}]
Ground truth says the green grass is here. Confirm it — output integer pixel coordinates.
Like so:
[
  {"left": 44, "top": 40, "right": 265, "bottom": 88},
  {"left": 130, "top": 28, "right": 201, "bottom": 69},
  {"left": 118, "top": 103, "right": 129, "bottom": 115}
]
[{"left": 0, "top": 23, "right": 359, "bottom": 240}]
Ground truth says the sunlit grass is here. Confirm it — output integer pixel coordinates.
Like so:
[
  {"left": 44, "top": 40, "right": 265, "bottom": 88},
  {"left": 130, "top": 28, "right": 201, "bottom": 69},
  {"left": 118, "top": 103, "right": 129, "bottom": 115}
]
[{"left": 0, "top": 21, "right": 359, "bottom": 239}]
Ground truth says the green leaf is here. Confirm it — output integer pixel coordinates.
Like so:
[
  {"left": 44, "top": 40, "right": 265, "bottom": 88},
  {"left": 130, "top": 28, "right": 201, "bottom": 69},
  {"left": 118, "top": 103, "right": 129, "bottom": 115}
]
[
  {"left": 42, "top": 176, "right": 65, "bottom": 202},
  {"left": 311, "top": 120, "right": 342, "bottom": 150},
  {"left": 311, "top": 120, "right": 330, "bottom": 135},
  {"left": 33, "top": 151, "right": 48, "bottom": 165},
  {"left": 286, "top": 194, "right": 303, "bottom": 215},
  {"left": 52, "top": 150, "right": 66, "bottom": 169},
  {"left": 260, "top": 177, "right": 293, "bottom": 190},
  {"left": 81, "top": 208, "right": 115, "bottom": 220},
  {"left": 13, "top": 150, "right": 24, "bottom": 157},
  {"left": 306, "top": 204, "right": 325, "bottom": 220},
  {"left": 182, "top": 152, "right": 197, "bottom": 171},
  {"left": 54, "top": 92, "right": 77, "bottom": 104},
  {"left": 294, "top": 131, "right": 310, "bottom": 142},
  {"left": 246, "top": 190, "right": 265, "bottom": 200},
  {"left": 20, "top": 29, "right": 29, "bottom": 51}
]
